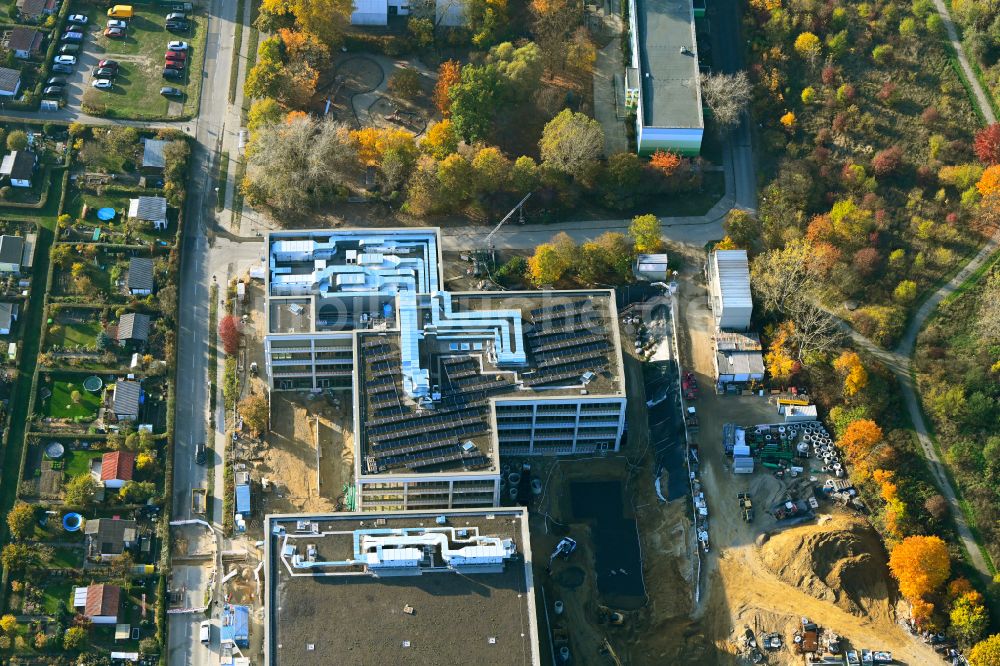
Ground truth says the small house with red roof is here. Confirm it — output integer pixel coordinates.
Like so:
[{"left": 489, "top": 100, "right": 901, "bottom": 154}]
[
  {"left": 98, "top": 451, "right": 135, "bottom": 489},
  {"left": 74, "top": 584, "right": 121, "bottom": 624}
]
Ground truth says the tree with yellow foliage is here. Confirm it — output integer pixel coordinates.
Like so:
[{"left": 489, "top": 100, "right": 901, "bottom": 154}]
[
  {"left": 833, "top": 351, "right": 869, "bottom": 396},
  {"left": 976, "top": 164, "right": 1000, "bottom": 197},
  {"left": 888, "top": 535, "right": 950, "bottom": 602},
  {"left": 714, "top": 236, "right": 738, "bottom": 250},
  {"left": 628, "top": 214, "right": 662, "bottom": 253},
  {"left": 421, "top": 120, "right": 458, "bottom": 159},
  {"left": 951, "top": 591, "right": 989, "bottom": 644},
  {"left": 780, "top": 111, "right": 797, "bottom": 129},
  {"left": 764, "top": 321, "right": 799, "bottom": 381},
  {"left": 259, "top": 0, "right": 353, "bottom": 46},
  {"left": 793, "top": 32, "right": 821, "bottom": 61},
  {"left": 873, "top": 469, "right": 907, "bottom": 539},
  {"left": 748, "top": 0, "right": 780, "bottom": 11},
  {"left": 350, "top": 127, "right": 416, "bottom": 166},
  {"left": 527, "top": 243, "right": 569, "bottom": 286},
  {"left": 969, "top": 634, "right": 1000, "bottom": 666}
]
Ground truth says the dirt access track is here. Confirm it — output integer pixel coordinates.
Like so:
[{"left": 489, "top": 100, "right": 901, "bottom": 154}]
[{"left": 655, "top": 250, "right": 943, "bottom": 665}]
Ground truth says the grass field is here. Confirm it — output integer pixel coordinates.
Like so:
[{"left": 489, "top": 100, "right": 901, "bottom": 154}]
[
  {"left": 50, "top": 319, "right": 102, "bottom": 349},
  {"left": 63, "top": 449, "right": 103, "bottom": 479},
  {"left": 42, "top": 581, "right": 74, "bottom": 614},
  {"left": 44, "top": 377, "right": 102, "bottom": 419},
  {"left": 84, "top": 4, "right": 207, "bottom": 119}
]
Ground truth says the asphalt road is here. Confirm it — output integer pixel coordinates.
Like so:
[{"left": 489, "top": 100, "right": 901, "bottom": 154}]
[{"left": 166, "top": 0, "right": 238, "bottom": 663}]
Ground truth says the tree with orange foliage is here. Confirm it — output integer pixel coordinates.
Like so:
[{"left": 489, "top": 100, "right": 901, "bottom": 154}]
[
  {"left": 285, "top": 110, "right": 308, "bottom": 123},
  {"left": 833, "top": 351, "right": 869, "bottom": 397},
  {"left": 434, "top": 60, "right": 461, "bottom": 117},
  {"left": 838, "top": 419, "right": 883, "bottom": 479},
  {"left": 764, "top": 321, "right": 799, "bottom": 381},
  {"left": 976, "top": 164, "right": 1000, "bottom": 197},
  {"left": 350, "top": 127, "right": 416, "bottom": 166},
  {"left": 809, "top": 241, "right": 841, "bottom": 278},
  {"left": 805, "top": 214, "right": 834, "bottom": 243},
  {"left": 948, "top": 577, "right": 974, "bottom": 600},
  {"left": 649, "top": 150, "right": 682, "bottom": 176},
  {"left": 888, "top": 535, "right": 951, "bottom": 602}
]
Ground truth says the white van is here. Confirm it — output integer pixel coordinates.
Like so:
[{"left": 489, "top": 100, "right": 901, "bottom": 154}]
[{"left": 199, "top": 620, "right": 210, "bottom": 643}]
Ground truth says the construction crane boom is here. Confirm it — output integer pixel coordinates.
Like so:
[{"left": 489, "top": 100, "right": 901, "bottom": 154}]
[{"left": 484, "top": 192, "right": 532, "bottom": 250}]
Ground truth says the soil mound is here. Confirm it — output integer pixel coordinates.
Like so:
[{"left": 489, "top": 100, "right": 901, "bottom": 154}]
[{"left": 758, "top": 516, "right": 890, "bottom": 616}]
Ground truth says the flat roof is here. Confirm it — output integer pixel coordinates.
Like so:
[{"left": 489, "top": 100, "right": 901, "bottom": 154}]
[
  {"left": 266, "top": 228, "right": 441, "bottom": 336},
  {"left": 712, "top": 249, "right": 752, "bottom": 307},
  {"left": 354, "top": 291, "right": 625, "bottom": 476},
  {"left": 265, "top": 509, "right": 540, "bottom": 666},
  {"left": 636, "top": 0, "right": 703, "bottom": 129}
]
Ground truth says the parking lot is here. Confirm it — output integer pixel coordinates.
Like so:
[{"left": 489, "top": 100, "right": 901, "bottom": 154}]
[{"left": 51, "top": 3, "right": 205, "bottom": 120}]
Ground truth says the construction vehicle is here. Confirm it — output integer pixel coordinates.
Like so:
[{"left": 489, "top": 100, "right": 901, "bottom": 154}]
[
  {"left": 550, "top": 537, "right": 577, "bottom": 564},
  {"left": 682, "top": 372, "right": 697, "bottom": 400},
  {"left": 596, "top": 605, "right": 625, "bottom": 626},
  {"left": 191, "top": 488, "right": 207, "bottom": 514},
  {"left": 738, "top": 492, "right": 754, "bottom": 523},
  {"left": 684, "top": 406, "right": 699, "bottom": 433}
]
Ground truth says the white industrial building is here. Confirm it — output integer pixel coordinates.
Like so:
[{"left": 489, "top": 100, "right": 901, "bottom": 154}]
[
  {"left": 264, "top": 228, "right": 627, "bottom": 511},
  {"left": 707, "top": 249, "right": 752, "bottom": 330},
  {"left": 350, "top": 0, "right": 464, "bottom": 26}
]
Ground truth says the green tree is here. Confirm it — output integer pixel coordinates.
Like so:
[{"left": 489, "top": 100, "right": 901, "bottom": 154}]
[
  {"left": 247, "top": 98, "right": 285, "bottom": 131},
  {"left": 510, "top": 155, "right": 539, "bottom": 193},
  {"left": 579, "top": 232, "right": 635, "bottom": 285},
  {"left": 603, "top": 152, "right": 644, "bottom": 209},
  {"left": 449, "top": 64, "right": 504, "bottom": 142},
  {"left": 5, "top": 502, "right": 34, "bottom": 541},
  {"left": 723, "top": 209, "right": 762, "bottom": 250},
  {"left": 407, "top": 17, "right": 434, "bottom": 48},
  {"left": 1, "top": 543, "right": 33, "bottom": 571},
  {"left": 539, "top": 109, "right": 604, "bottom": 179},
  {"left": 120, "top": 480, "right": 157, "bottom": 504},
  {"left": 893, "top": 280, "right": 917, "bottom": 304},
  {"left": 388, "top": 67, "right": 422, "bottom": 100},
  {"left": 488, "top": 41, "right": 543, "bottom": 97},
  {"left": 628, "top": 214, "right": 663, "bottom": 253},
  {"left": 472, "top": 146, "right": 511, "bottom": 193},
  {"left": 436, "top": 154, "right": 474, "bottom": 203},
  {"left": 5, "top": 130, "right": 27, "bottom": 151},
  {"left": 63, "top": 626, "right": 86, "bottom": 651},
  {"left": 64, "top": 473, "right": 98, "bottom": 506}
]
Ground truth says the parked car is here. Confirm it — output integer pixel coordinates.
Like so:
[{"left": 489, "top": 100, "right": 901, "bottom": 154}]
[
  {"left": 172, "top": 2, "right": 193, "bottom": 11},
  {"left": 62, "top": 31, "right": 84, "bottom": 42},
  {"left": 166, "top": 40, "right": 188, "bottom": 51},
  {"left": 164, "top": 60, "right": 184, "bottom": 71},
  {"left": 160, "top": 86, "right": 182, "bottom": 97},
  {"left": 67, "top": 13, "right": 88, "bottom": 24},
  {"left": 42, "top": 86, "right": 63, "bottom": 97},
  {"left": 59, "top": 44, "right": 80, "bottom": 54},
  {"left": 54, "top": 55, "right": 77, "bottom": 65},
  {"left": 46, "top": 76, "right": 67, "bottom": 86},
  {"left": 164, "top": 50, "right": 186, "bottom": 61},
  {"left": 165, "top": 20, "right": 189, "bottom": 31},
  {"left": 162, "top": 67, "right": 183, "bottom": 79},
  {"left": 95, "top": 66, "right": 117, "bottom": 77},
  {"left": 165, "top": 11, "right": 187, "bottom": 21},
  {"left": 104, "top": 26, "right": 126, "bottom": 38},
  {"left": 107, "top": 19, "right": 128, "bottom": 29},
  {"left": 98, "top": 59, "right": 119, "bottom": 69},
  {"left": 52, "top": 62, "right": 73, "bottom": 74},
  {"left": 92, "top": 79, "right": 113, "bottom": 89}
]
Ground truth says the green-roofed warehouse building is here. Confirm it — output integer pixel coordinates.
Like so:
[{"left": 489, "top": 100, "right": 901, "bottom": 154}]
[{"left": 625, "top": 0, "right": 704, "bottom": 156}]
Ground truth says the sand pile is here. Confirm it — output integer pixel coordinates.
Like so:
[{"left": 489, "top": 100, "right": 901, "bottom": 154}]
[{"left": 758, "top": 516, "right": 890, "bottom": 616}]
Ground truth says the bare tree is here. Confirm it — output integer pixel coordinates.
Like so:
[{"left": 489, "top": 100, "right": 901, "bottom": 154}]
[
  {"left": 700, "top": 71, "right": 753, "bottom": 136},
  {"left": 976, "top": 269, "right": 1000, "bottom": 343},
  {"left": 751, "top": 241, "right": 843, "bottom": 358},
  {"left": 243, "top": 116, "right": 357, "bottom": 214}
]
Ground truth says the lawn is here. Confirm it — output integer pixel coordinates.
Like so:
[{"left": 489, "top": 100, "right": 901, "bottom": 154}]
[
  {"left": 44, "top": 377, "right": 102, "bottom": 419},
  {"left": 49, "top": 319, "right": 102, "bottom": 349},
  {"left": 83, "top": 4, "right": 208, "bottom": 120},
  {"left": 62, "top": 449, "right": 103, "bottom": 479},
  {"left": 64, "top": 190, "right": 176, "bottom": 242},
  {"left": 41, "top": 581, "right": 74, "bottom": 614}
]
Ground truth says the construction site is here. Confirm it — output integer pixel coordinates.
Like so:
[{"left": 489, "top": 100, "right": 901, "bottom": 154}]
[{"left": 209, "top": 230, "right": 958, "bottom": 666}]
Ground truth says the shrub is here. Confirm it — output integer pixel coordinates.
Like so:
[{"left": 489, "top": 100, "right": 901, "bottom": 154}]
[
  {"left": 872, "top": 146, "right": 903, "bottom": 176},
  {"left": 872, "top": 44, "right": 894, "bottom": 64}
]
